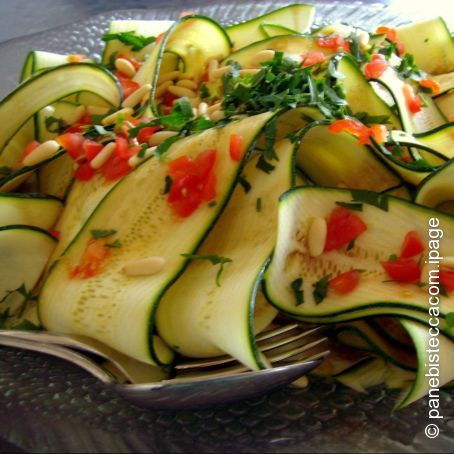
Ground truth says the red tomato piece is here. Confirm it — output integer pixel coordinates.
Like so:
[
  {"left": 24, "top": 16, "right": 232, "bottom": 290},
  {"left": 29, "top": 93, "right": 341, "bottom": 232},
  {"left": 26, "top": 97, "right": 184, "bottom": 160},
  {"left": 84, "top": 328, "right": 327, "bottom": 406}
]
[
  {"left": 419, "top": 79, "right": 441, "bottom": 96},
  {"left": 117, "top": 76, "right": 140, "bottom": 98},
  {"left": 137, "top": 125, "right": 162, "bottom": 144},
  {"left": 402, "top": 84, "right": 422, "bottom": 114},
  {"left": 362, "top": 124, "right": 388, "bottom": 145},
  {"left": 375, "top": 26, "right": 404, "bottom": 55},
  {"left": 20, "top": 140, "right": 40, "bottom": 163},
  {"left": 440, "top": 271, "right": 454, "bottom": 292},
  {"left": 75, "top": 162, "right": 96, "bottom": 181},
  {"left": 49, "top": 229, "right": 60, "bottom": 239},
  {"left": 195, "top": 149, "right": 217, "bottom": 179},
  {"left": 229, "top": 134, "right": 243, "bottom": 162},
  {"left": 381, "top": 257, "right": 421, "bottom": 283},
  {"left": 114, "top": 136, "right": 138, "bottom": 160},
  {"left": 400, "top": 230, "right": 425, "bottom": 258},
  {"left": 317, "top": 35, "right": 345, "bottom": 50},
  {"left": 302, "top": 51, "right": 326, "bottom": 68},
  {"left": 328, "top": 119, "right": 370, "bottom": 144},
  {"left": 83, "top": 140, "right": 103, "bottom": 161},
  {"left": 100, "top": 154, "right": 132, "bottom": 181},
  {"left": 364, "top": 54, "right": 388, "bottom": 80},
  {"left": 70, "top": 239, "right": 111, "bottom": 279},
  {"left": 168, "top": 156, "right": 198, "bottom": 178},
  {"left": 162, "top": 91, "right": 179, "bottom": 107},
  {"left": 324, "top": 206, "right": 368, "bottom": 252},
  {"left": 57, "top": 133, "right": 85, "bottom": 161},
  {"left": 329, "top": 270, "right": 361, "bottom": 295},
  {"left": 201, "top": 172, "right": 216, "bottom": 202}
]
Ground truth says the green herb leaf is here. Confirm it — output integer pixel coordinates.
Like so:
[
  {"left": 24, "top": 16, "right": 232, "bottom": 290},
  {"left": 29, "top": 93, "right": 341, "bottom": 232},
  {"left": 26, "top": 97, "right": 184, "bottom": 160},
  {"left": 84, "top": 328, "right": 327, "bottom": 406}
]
[
  {"left": 93, "top": 124, "right": 116, "bottom": 139},
  {"left": 335, "top": 201, "right": 363, "bottom": 211},
  {"left": 105, "top": 239, "right": 122, "bottom": 249},
  {"left": 238, "top": 174, "right": 251, "bottom": 193},
  {"left": 190, "top": 116, "right": 214, "bottom": 133},
  {"left": 91, "top": 229, "right": 117, "bottom": 239},
  {"left": 155, "top": 135, "right": 181, "bottom": 158},
  {"left": 388, "top": 254, "right": 398, "bottom": 262},
  {"left": 12, "top": 319, "right": 41, "bottom": 331},
  {"left": 446, "top": 312, "right": 454, "bottom": 331},
  {"left": 199, "top": 83, "right": 210, "bottom": 99},
  {"left": 102, "top": 31, "right": 156, "bottom": 51},
  {"left": 354, "top": 112, "right": 390, "bottom": 126},
  {"left": 45, "top": 116, "right": 69, "bottom": 134},
  {"left": 312, "top": 274, "right": 331, "bottom": 304},
  {"left": 256, "top": 197, "right": 262, "bottom": 212},
  {"left": 163, "top": 175, "right": 172, "bottom": 194},
  {"left": 347, "top": 238, "right": 356, "bottom": 251},
  {"left": 350, "top": 189, "right": 388, "bottom": 211},
  {"left": 291, "top": 278, "right": 304, "bottom": 306},
  {"left": 181, "top": 253, "right": 233, "bottom": 287},
  {"left": 256, "top": 155, "right": 276, "bottom": 174}
]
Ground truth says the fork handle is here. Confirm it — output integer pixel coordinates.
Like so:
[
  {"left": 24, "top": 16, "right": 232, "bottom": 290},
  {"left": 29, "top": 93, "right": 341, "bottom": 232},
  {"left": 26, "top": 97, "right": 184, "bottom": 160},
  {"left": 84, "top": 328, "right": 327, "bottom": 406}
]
[{"left": 0, "top": 334, "right": 116, "bottom": 384}]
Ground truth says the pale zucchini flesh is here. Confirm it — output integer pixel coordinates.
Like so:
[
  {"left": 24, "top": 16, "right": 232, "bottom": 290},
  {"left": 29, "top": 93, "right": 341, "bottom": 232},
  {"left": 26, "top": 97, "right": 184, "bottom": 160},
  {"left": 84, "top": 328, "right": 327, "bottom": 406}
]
[{"left": 39, "top": 112, "right": 274, "bottom": 365}]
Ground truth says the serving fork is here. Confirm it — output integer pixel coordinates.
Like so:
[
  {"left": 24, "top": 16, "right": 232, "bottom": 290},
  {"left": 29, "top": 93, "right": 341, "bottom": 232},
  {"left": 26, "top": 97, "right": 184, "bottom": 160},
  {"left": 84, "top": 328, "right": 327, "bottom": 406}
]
[{"left": 0, "top": 323, "right": 329, "bottom": 409}]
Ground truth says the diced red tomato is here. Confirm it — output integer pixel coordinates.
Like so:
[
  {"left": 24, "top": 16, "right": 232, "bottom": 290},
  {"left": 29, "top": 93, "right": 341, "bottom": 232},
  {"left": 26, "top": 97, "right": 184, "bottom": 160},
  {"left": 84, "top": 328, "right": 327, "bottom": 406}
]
[
  {"left": 402, "top": 84, "right": 423, "bottom": 114},
  {"left": 49, "top": 229, "right": 60, "bottom": 239},
  {"left": 117, "top": 75, "right": 140, "bottom": 98},
  {"left": 57, "top": 133, "right": 85, "bottom": 161},
  {"left": 167, "top": 149, "right": 217, "bottom": 217},
  {"left": 229, "top": 134, "right": 243, "bottom": 162},
  {"left": 162, "top": 91, "right": 179, "bottom": 107},
  {"left": 375, "top": 26, "right": 404, "bottom": 55},
  {"left": 317, "top": 35, "right": 345, "bottom": 51},
  {"left": 302, "top": 51, "right": 326, "bottom": 68},
  {"left": 201, "top": 71, "right": 209, "bottom": 83},
  {"left": 419, "top": 79, "right": 441, "bottom": 96},
  {"left": 381, "top": 257, "right": 421, "bottom": 283},
  {"left": 440, "top": 270, "right": 454, "bottom": 292},
  {"left": 83, "top": 140, "right": 103, "bottom": 161},
  {"left": 137, "top": 125, "right": 162, "bottom": 144},
  {"left": 100, "top": 154, "right": 132, "bottom": 181},
  {"left": 400, "top": 230, "right": 425, "bottom": 258},
  {"left": 328, "top": 119, "right": 387, "bottom": 146},
  {"left": 364, "top": 54, "right": 388, "bottom": 80},
  {"left": 116, "top": 54, "right": 141, "bottom": 71},
  {"left": 20, "top": 140, "right": 40, "bottom": 163},
  {"left": 329, "top": 270, "right": 361, "bottom": 295},
  {"left": 324, "top": 206, "right": 368, "bottom": 252},
  {"left": 67, "top": 54, "right": 85, "bottom": 63},
  {"left": 366, "top": 124, "right": 388, "bottom": 145},
  {"left": 75, "top": 162, "right": 96, "bottom": 181},
  {"left": 70, "top": 239, "right": 111, "bottom": 279},
  {"left": 114, "top": 136, "right": 138, "bottom": 160}
]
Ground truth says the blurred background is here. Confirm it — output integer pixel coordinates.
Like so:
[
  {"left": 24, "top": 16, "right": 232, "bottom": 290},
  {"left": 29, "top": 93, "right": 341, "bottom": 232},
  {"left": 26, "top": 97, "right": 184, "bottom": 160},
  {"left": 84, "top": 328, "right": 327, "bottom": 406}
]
[{"left": 0, "top": 0, "right": 451, "bottom": 43}]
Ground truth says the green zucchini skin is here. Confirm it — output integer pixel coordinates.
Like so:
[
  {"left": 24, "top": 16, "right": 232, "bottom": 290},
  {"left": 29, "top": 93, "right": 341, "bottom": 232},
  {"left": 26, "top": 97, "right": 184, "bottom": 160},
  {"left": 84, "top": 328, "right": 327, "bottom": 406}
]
[
  {"left": 39, "top": 112, "right": 274, "bottom": 366},
  {"left": 263, "top": 187, "right": 454, "bottom": 336}
]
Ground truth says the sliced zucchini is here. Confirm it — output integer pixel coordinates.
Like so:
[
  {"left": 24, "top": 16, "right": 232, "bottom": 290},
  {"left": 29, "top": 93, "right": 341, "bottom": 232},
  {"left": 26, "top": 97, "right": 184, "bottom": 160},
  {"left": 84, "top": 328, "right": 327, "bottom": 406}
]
[
  {"left": 434, "top": 90, "right": 453, "bottom": 118},
  {"left": 156, "top": 138, "right": 294, "bottom": 369},
  {"left": 430, "top": 72, "right": 454, "bottom": 95},
  {"left": 396, "top": 17, "right": 454, "bottom": 74},
  {"left": 415, "top": 159, "right": 454, "bottom": 213},
  {"left": 20, "top": 51, "right": 69, "bottom": 82},
  {"left": 0, "top": 193, "right": 62, "bottom": 229},
  {"left": 39, "top": 112, "right": 274, "bottom": 365},
  {"left": 296, "top": 121, "right": 401, "bottom": 191},
  {"left": 0, "top": 63, "right": 121, "bottom": 157},
  {"left": 226, "top": 4, "right": 315, "bottom": 50},
  {"left": 0, "top": 225, "right": 56, "bottom": 316},
  {"left": 335, "top": 56, "right": 401, "bottom": 129},
  {"left": 264, "top": 187, "right": 454, "bottom": 335},
  {"left": 260, "top": 23, "right": 298, "bottom": 38},
  {"left": 101, "top": 20, "right": 174, "bottom": 63},
  {"left": 383, "top": 183, "right": 412, "bottom": 200},
  {"left": 413, "top": 123, "right": 454, "bottom": 160}
]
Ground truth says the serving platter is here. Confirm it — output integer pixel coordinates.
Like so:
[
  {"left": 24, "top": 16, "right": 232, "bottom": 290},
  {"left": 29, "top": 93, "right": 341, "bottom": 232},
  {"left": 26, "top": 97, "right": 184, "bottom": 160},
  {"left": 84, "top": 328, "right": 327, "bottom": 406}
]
[{"left": 0, "top": 1, "right": 453, "bottom": 451}]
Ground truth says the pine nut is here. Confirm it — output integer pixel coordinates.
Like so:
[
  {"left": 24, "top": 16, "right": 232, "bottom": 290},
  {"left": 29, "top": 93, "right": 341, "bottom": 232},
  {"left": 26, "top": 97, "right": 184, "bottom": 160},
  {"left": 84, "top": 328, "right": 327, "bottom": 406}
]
[
  {"left": 176, "top": 79, "right": 198, "bottom": 90},
  {"left": 239, "top": 69, "right": 260, "bottom": 76},
  {"left": 178, "top": 72, "right": 195, "bottom": 80},
  {"left": 208, "top": 58, "right": 219, "bottom": 80},
  {"left": 210, "top": 110, "right": 225, "bottom": 121},
  {"left": 23, "top": 140, "right": 60, "bottom": 167},
  {"left": 192, "top": 107, "right": 198, "bottom": 116},
  {"left": 211, "top": 65, "right": 232, "bottom": 80},
  {"left": 157, "top": 70, "right": 181, "bottom": 85},
  {"left": 89, "top": 142, "right": 116, "bottom": 169},
  {"left": 121, "top": 83, "right": 151, "bottom": 109},
  {"left": 148, "top": 130, "right": 179, "bottom": 146},
  {"left": 128, "top": 146, "right": 157, "bottom": 168},
  {"left": 251, "top": 49, "right": 275, "bottom": 67},
  {"left": 442, "top": 256, "right": 454, "bottom": 270},
  {"left": 155, "top": 80, "right": 173, "bottom": 98},
  {"left": 87, "top": 105, "right": 110, "bottom": 116},
  {"left": 122, "top": 256, "right": 165, "bottom": 276},
  {"left": 307, "top": 217, "right": 327, "bottom": 257},
  {"left": 198, "top": 102, "right": 208, "bottom": 116},
  {"left": 101, "top": 108, "right": 133, "bottom": 126},
  {"left": 167, "top": 85, "right": 196, "bottom": 98},
  {"left": 115, "top": 58, "right": 136, "bottom": 78},
  {"left": 66, "top": 105, "right": 86, "bottom": 125},
  {"left": 207, "top": 102, "right": 221, "bottom": 114}
]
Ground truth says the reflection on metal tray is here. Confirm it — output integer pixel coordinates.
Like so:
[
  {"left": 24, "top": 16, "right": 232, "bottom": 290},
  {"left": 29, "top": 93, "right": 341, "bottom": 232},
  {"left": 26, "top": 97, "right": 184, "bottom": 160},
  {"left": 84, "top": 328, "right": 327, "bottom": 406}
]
[{"left": 0, "top": 2, "right": 453, "bottom": 452}]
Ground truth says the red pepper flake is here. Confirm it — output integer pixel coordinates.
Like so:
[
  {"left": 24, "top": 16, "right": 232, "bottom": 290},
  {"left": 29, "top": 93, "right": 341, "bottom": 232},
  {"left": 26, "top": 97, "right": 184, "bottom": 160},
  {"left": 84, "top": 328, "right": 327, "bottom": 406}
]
[{"left": 70, "top": 239, "right": 111, "bottom": 279}]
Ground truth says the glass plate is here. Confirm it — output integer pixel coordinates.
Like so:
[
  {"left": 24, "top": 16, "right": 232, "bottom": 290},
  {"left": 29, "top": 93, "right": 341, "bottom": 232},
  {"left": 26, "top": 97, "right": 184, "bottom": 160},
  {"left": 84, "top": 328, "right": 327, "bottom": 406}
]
[{"left": 0, "top": 2, "right": 453, "bottom": 452}]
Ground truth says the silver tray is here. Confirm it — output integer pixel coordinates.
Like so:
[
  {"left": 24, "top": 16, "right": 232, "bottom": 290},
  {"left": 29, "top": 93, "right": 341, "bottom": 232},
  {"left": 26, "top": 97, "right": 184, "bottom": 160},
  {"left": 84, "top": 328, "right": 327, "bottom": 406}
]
[{"left": 0, "top": 2, "right": 453, "bottom": 452}]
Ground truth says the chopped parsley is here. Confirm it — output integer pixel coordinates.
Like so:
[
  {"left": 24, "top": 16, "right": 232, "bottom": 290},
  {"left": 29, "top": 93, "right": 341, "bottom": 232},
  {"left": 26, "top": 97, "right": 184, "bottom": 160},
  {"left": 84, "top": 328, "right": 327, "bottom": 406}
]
[
  {"left": 45, "top": 116, "right": 69, "bottom": 134},
  {"left": 163, "top": 175, "right": 173, "bottom": 194},
  {"left": 105, "top": 239, "right": 122, "bottom": 249},
  {"left": 91, "top": 229, "right": 117, "bottom": 239},
  {"left": 181, "top": 253, "right": 233, "bottom": 287},
  {"left": 446, "top": 312, "right": 454, "bottom": 331},
  {"left": 238, "top": 174, "right": 251, "bottom": 193},
  {"left": 312, "top": 274, "right": 331, "bottom": 304},
  {"left": 350, "top": 189, "right": 389, "bottom": 212},
  {"left": 335, "top": 201, "right": 363, "bottom": 211},
  {"left": 388, "top": 254, "right": 398, "bottom": 262},
  {"left": 256, "top": 197, "right": 262, "bottom": 212},
  {"left": 291, "top": 278, "right": 304, "bottom": 306},
  {"left": 102, "top": 31, "right": 156, "bottom": 51},
  {"left": 396, "top": 54, "right": 424, "bottom": 81}
]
